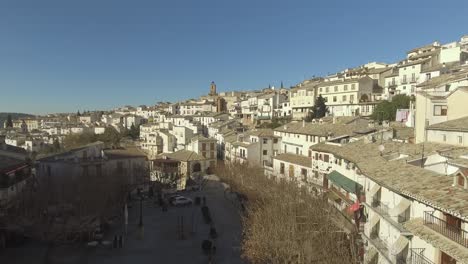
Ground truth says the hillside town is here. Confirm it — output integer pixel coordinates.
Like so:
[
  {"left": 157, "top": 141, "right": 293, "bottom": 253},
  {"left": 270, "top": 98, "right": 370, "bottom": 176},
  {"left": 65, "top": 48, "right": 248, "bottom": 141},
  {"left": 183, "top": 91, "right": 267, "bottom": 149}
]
[{"left": 2, "top": 34, "right": 468, "bottom": 264}]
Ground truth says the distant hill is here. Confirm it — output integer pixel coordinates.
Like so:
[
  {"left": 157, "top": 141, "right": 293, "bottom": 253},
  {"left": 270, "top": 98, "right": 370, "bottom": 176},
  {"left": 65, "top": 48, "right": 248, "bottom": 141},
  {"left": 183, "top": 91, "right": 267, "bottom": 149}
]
[{"left": 0, "top": 113, "right": 35, "bottom": 128}]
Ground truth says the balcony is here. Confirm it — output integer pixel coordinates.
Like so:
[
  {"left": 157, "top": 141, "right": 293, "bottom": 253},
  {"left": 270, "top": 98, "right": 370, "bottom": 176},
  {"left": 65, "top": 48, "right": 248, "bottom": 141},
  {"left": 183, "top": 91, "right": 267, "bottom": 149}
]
[
  {"left": 423, "top": 211, "right": 468, "bottom": 248},
  {"left": 368, "top": 199, "right": 411, "bottom": 234},
  {"left": 367, "top": 229, "right": 391, "bottom": 263},
  {"left": 400, "top": 79, "right": 408, "bottom": 84},
  {"left": 404, "top": 248, "right": 435, "bottom": 264}
]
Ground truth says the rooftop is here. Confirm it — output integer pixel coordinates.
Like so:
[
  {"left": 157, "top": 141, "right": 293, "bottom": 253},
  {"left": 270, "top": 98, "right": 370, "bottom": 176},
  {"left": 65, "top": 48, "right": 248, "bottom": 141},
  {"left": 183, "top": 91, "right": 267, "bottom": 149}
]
[
  {"left": 104, "top": 147, "right": 147, "bottom": 159},
  {"left": 274, "top": 120, "right": 370, "bottom": 137},
  {"left": 427, "top": 116, "right": 468, "bottom": 132},
  {"left": 274, "top": 153, "right": 312, "bottom": 168},
  {"left": 159, "top": 150, "right": 207, "bottom": 162}
]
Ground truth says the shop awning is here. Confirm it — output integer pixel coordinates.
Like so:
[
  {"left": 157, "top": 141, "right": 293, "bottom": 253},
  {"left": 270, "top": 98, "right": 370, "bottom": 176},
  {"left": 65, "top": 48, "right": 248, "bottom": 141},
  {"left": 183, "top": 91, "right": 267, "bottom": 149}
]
[
  {"left": 368, "top": 184, "right": 381, "bottom": 199},
  {"left": 389, "top": 199, "right": 411, "bottom": 217},
  {"left": 391, "top": 235, "right": 409, "bottom": 255},
  {"left": 327, "top": 170, "right": 363, "bottom": 194},
  {"left": 369, "top": 214, "right": 380, "bottom": 230}
]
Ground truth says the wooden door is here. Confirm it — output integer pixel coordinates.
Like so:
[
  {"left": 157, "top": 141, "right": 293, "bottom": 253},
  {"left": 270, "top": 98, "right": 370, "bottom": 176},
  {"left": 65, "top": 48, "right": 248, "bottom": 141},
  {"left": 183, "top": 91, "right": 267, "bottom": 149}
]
[
  {"left": 441, "top": 251, "right": 457, "bottom": 264},
  {"left": 289, "top": 165, "right": 295, "bottom": 178}
]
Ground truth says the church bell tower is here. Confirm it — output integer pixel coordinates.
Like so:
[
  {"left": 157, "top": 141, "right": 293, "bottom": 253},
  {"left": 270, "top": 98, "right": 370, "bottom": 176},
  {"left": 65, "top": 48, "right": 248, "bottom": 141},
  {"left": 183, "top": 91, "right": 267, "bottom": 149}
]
[{"left": 209, "top": 81, "right": 217, "bottom": 96}]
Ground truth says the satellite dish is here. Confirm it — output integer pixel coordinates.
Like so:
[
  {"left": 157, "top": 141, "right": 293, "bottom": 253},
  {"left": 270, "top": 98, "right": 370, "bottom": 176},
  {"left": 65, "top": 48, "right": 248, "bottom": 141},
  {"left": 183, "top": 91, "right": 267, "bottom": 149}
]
[{"left": 378, "top": 145, "right": 385, "bottom": 153}]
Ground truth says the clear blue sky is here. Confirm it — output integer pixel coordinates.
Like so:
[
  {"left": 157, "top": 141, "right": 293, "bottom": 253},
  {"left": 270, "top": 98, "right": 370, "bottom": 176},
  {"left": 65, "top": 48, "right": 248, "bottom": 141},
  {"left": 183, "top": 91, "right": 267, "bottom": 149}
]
[{"left": 1, "top": 0, "right": 467, "bottom": 114}]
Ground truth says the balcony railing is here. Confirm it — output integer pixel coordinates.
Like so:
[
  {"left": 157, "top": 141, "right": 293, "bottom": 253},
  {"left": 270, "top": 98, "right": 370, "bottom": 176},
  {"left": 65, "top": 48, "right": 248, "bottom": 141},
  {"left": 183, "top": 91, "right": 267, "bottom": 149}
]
[
  {"left": 423, "top": 211, "right": 468, "bottom": 248},
  {"left": 371, "top": 199, "right": 390, "bottom": 216},
  {"left": 407, "top": 248, "right": 435, "bottom": 264}
]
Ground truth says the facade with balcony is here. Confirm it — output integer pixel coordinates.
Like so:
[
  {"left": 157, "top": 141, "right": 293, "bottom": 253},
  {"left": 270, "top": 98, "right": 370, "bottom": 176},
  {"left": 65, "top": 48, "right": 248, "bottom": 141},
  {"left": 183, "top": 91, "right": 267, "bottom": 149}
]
[
  {"left": 316, "top": 76, "right": 376, "bottom": 117},
  {"left": 310, "top": 139, "right": 468, "bottom": 264}
]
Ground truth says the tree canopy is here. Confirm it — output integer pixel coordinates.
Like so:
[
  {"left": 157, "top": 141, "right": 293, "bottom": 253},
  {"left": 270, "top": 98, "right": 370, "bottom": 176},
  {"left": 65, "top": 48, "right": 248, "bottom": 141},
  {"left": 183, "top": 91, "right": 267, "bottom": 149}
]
[
  {"left": 310, "top": 95, "right": 328, "bottom": 119},
  {"left": 6, "top": 114, "right": 13, "bottom": 128},
  {"left": 63, "top": 127, "right": 122, "bottom": 150},
  {"left": 371, "top": 94, "right": 411, "bottom": 121}
]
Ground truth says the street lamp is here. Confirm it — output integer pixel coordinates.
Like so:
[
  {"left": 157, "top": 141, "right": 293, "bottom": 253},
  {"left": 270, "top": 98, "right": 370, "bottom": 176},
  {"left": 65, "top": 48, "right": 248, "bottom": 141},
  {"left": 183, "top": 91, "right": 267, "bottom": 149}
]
[{"left": 138, "top": 195, "right": 144, "bottom": 239}]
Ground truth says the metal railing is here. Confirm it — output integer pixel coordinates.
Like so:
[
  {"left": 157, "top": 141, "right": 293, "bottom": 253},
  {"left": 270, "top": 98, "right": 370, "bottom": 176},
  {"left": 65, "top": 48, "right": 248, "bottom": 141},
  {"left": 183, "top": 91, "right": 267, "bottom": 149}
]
[
  {"left": 371, "top": 199, "right": 390, "bottom": 216},
  {"left": 423, "top": 211, "right": 468, "bottom": 248},
  {"left": 407, "top": 248, "right": 435, "bottom": 264}
]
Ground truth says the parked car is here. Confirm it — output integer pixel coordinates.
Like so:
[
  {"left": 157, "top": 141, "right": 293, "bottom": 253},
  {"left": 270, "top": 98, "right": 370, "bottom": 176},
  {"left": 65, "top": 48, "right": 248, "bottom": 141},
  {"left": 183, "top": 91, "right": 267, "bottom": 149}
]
[
  {"left": 172, "top": 197, "right": 193, "bottom": 206},
  {"left": 168, "top": 195, "right": 184, "bottom": 203}
]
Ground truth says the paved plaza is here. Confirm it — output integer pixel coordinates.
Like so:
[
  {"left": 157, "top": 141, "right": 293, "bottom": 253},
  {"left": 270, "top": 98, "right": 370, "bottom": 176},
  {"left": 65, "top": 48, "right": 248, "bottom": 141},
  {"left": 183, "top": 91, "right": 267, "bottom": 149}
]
[{"left": 0, "top": 177, "right": 245, "bottom": 264}]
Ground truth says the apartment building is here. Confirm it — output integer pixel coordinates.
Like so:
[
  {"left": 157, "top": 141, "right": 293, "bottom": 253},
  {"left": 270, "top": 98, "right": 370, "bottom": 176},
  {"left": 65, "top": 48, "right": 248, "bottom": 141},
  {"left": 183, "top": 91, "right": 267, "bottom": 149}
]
[
  {"left": 316, "top": 76, "right": 375, "bottom": 116},
  {"left": 290, "top": 78, "right": 322, "bottom": 120},
  {"left": 273, "top": 118, "right": 371, "bottom": 156},
  {"left": 309, "top": 139, "right": 468, "bottom": 264},
  {"left": 414, "top": 66, "right": 468, "bottom": 143}
]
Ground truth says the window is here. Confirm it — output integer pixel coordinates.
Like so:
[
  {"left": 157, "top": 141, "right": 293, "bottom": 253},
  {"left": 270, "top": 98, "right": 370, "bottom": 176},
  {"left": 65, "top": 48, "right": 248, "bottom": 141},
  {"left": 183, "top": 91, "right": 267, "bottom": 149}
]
[
  {"left": 426, "top": 73, "right": 431, "bottom": 80},
  {"left": 202, "top": 151, "right": 207, "bottom": 158},
  {"left": 351, "top": 84, "right": 356, "bottom": 90},
  {"left": 334, "top": 86, "right": 338, "bottom": 92},
  {"left": 324, "top": 154, "right": 329, "bottom": 162},
  {"left": 301, "top": 169, "right": 307, "bottom": 182},
  {"left": 263, "top": 150, "right": 268, "bottom": 155},
  {"left": 445, "top": 84, "right": 451, "bottom": 92},
  {"left": 350, "top": 95, "right": 355, "bottom": 102},
  {"left": 210, "top": 143, "right": 215, "bottom": 149},
  {"left": 411, "top": 73, "right": 416, "bottom": 82},
  {"left": 342, "top": 95, "right": 347, "bottom": 101},
  {"left": 202, "top": 143, "right": 206, "bottom": 150},
  {"left": 344, "top": 85, "right": 348, "bottom": 91},
  {"left": 326, "top": 87, "right": 329, "bottom": 93},
  {"left": 263, "top": 138, "right": 267, "bottom": 144},
  {"left": 308, "top": 150, "right": 312, "bottom": 157},
  {"left": 284, "top": 145, "right": 287, "bottom": 153},
  {"left": 280, "top": 163, "right": 285, "bottom": 174},
  {"left": 458, "top": 173, "right": 465, "bottom": 187},
  {"left": 458, "top": 136, "right": 463, "bottom": 144},
  {"left": 319, "top": 88, "right": 323, "bottom": 93},
  {"left": 442, "top": 134, "right": 447, "bottom": 142},
  {"left": 402, "top": 75, "right": 407, "bottom": 83},
  {"left": 434, "top": 105, "right": 448, "bottom": 116},
  {"left": 273, "top": 138, "right": 278, "bottom": 144},
  {"left": 296, "top": 147, "right": 299, "bottom": 155},
  {"left": 333, "top": 96, "right": 337, "bottom": 102}
]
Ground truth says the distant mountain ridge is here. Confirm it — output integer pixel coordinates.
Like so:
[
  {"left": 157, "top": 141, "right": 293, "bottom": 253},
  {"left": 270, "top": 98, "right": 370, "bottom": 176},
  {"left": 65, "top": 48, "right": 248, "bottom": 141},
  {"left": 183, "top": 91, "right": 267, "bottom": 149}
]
[{"left": 0, "top": 112, "right": 35, "bottom": 127}]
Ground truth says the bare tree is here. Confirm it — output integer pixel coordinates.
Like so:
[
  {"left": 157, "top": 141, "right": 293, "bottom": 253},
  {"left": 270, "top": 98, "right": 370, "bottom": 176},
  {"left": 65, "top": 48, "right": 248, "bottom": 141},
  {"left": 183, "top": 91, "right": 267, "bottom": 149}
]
[{"left": 214, "top": 162, "right": 360, "bottom": 264}]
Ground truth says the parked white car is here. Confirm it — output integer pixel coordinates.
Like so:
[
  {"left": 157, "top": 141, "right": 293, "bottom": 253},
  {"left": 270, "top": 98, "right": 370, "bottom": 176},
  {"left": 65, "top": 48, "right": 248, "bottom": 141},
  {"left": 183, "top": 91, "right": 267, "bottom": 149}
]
[{"left": 171, "top": 197, "right": 193, "bottom": 206}]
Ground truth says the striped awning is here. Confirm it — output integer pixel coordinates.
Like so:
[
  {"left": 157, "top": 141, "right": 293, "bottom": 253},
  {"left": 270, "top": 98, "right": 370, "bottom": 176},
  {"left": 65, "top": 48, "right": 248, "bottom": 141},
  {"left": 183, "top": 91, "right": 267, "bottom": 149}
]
[
  {"left": 391, "top": 236, "right": 409, "bottom": 255},
  {"left": 327, "top": 170, "right": 363, "bottom": 194},
  {"left": 368, "top": 184, "right": 381, "bottom": 198},
  {"left": 369, "top": 214, "right": 380, "bottom": 230},
  {"left": 389, "top": 199, "right": 411, "bottom": 217}
]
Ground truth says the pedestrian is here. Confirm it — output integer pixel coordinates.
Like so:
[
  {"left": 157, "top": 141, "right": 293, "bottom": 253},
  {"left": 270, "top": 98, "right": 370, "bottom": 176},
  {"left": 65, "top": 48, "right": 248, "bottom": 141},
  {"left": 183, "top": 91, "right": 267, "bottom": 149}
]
[
  {"left": 113, "top": 235, "right": 118, "bottom": 249},
  {"left": 118, "top": 235, "right": 123, "bottom": 248},
  {"left": 212, "top": 245, "right": 217, "bottom": 255}
]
